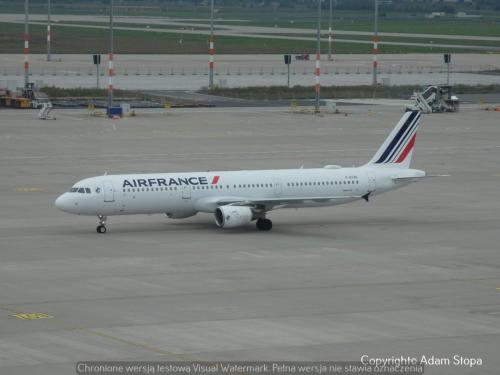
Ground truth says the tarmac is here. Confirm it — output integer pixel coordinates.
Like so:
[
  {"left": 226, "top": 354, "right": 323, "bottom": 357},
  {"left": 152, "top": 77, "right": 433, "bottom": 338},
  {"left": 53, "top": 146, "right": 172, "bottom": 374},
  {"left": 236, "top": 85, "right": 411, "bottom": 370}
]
[{"left": 0, "top": 104, "right": 499, "bottom": 374}]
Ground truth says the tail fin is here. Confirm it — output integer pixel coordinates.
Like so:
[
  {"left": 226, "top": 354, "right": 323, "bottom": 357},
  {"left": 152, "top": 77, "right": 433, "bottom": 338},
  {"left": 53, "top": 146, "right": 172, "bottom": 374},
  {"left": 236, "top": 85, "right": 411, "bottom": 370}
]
[{"left": 366, "top": 110, "right": 422, "bottom": 169}]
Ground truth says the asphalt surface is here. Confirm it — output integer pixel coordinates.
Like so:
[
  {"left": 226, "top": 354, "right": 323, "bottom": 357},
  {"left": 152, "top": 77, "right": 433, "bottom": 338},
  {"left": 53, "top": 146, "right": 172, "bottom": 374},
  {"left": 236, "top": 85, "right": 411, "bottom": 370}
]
[{"left": 0, "top": 104, "right": 499, "bottom": 374}]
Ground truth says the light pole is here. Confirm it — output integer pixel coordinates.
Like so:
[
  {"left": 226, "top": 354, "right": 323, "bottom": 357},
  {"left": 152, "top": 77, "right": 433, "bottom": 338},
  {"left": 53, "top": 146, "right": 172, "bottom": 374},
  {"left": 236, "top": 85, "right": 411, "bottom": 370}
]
[
  {"left": 328, "top": 0, "right": 332, "bottom": 61},
  {"left": 209, "top": 0, "right": 215, "bottom": 89},
  {"left": 24, "top": 0, "right": 29, "bottom": 88},
  {"left": 314, "top": 0, "right": 322, "bottom": 113},
  {"left": 47, "top": 0, "right": 51, "bottom": 61},
  {"left": 108, "top": 0, "right": 114, "bottom": 114},
  {"left": 372, "top": 0, "right": 379, "bottom": 86}
]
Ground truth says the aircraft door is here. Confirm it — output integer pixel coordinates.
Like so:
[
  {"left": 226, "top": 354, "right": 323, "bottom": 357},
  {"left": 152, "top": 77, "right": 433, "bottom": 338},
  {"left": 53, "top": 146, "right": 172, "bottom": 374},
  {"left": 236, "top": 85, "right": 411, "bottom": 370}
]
[
  {"left": 273, "top": 178, "right": 283, "bottom": 196},
  {"left": 103, "top": 180, "right": 115, "bottom": 202},
  {"left": 182, "top": 185, "right": 191, "bottom": 200}
]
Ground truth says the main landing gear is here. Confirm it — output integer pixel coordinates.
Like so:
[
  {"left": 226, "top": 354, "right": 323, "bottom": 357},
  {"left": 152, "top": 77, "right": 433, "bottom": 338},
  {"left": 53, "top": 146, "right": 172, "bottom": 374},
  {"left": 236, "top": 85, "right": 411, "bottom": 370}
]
[
  {"left": 96, "top": 215, "right": 107, "bottom": 233},
  {"left": 256, "top": 217, "right": 272, "bottom": 231}
]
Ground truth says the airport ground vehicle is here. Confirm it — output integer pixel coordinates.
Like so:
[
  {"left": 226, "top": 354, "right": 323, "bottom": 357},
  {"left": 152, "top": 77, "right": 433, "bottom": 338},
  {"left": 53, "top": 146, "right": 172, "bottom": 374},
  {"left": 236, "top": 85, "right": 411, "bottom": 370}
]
[
  {"left": 0, "top": 83, "right": 51, "bottom": 109},
  {"left": 295, "top": 54, "right": 310, "bottom": 61},
  {"left": 406, "top": 85, "right": 459, "bottom": 113}
]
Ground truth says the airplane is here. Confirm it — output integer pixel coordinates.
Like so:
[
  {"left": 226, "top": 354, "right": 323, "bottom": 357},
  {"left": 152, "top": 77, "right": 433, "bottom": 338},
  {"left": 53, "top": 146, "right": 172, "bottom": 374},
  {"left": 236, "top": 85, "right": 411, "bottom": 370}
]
[{"left": 55, "top": 110, "right": 425, "bottom": 233}]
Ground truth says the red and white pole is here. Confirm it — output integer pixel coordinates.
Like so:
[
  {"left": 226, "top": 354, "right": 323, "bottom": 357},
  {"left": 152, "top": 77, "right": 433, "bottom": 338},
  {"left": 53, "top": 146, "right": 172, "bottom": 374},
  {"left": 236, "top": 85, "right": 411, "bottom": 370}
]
[
  {"left": 108, "top": 52, "right": 113, "bottom": 95},
  {"left": 208, "top": 0, "right": 215, "bottom": 89},
  {"left": 209, "top": 34, "right": 215, "bottom": 88},
  {"left": 314, "top": 0, "right": 321, "bottom": 113},
  {"left": 328, "top": 0, "right": 332, "bottom": 61},
  {"left": 47, "top": 0, "right": 51, "bottom": 61},
  {"left": 372, "top": 35, "right": 379, "bottom": 84},
  {"left": 328, "top": 27, "right": 332, "bottom": 60},
  {"left": 107, "top": 0, "right": 114, "bottom": 114},
  {"left": 315, "top": 53, "right": 321, "bottom": 97},
  {"left": 372, "top": 0, "right": 379, "bottom": 86},
  {"left": 24, "top": 0, "right": 29, "bottom": 88}
]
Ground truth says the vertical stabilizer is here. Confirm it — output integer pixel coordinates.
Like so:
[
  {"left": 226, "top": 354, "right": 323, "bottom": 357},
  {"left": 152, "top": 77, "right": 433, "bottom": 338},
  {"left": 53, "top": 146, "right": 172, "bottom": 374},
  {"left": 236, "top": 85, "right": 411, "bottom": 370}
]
[{"left": 366, "top": 110, "right": 422, "bottom": 169}]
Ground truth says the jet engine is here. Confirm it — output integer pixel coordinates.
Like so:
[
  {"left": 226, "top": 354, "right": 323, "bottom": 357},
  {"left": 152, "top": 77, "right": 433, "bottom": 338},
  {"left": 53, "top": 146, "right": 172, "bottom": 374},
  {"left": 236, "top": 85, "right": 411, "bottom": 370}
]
[{"left": 214, "top": 206, "right": 253, "bottom": 228}]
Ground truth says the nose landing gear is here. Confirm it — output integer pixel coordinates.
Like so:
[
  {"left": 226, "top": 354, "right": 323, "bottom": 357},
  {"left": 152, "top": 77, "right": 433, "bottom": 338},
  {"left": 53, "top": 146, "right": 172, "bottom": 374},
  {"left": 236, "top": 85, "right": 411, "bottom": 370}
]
[{"left": 96, "top": 215, "right": 107, "bottom": 233}]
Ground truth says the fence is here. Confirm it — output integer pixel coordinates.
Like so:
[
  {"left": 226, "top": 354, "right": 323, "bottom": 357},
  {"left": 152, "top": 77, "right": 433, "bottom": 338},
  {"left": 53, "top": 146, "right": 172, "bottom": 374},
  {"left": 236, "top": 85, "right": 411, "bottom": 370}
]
[{"left": 1, "top": 64, "right": 497, "bottom": 78}]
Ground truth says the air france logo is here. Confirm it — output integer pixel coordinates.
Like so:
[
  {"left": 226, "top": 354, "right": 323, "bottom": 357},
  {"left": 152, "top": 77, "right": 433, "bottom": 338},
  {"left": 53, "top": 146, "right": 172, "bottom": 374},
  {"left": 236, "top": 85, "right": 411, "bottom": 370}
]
[{"left": 122, "top": 176, "right": 220, "bottom": 188}]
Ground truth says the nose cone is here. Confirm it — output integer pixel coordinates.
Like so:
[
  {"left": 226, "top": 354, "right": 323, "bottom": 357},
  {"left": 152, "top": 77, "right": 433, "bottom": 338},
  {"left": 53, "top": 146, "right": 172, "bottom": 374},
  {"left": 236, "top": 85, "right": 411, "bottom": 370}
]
[{"left": 55, "top": 193, "right": 74, "bottom": 213}]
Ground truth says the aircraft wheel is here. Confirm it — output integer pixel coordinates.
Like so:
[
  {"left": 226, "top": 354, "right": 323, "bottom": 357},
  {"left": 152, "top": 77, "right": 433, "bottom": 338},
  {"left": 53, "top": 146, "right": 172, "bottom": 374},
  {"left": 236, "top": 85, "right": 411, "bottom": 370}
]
[
  {"left": 96, "top": 225, "right": 107, "bottom": 234},
  {"left": 256, "top": 218, "right": 272, "bottom": 231}
]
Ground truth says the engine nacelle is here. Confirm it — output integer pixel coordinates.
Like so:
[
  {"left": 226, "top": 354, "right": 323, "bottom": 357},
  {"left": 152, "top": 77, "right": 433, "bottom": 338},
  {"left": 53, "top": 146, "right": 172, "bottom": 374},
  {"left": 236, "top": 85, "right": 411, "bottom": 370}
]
[
  {"left": 165, "top": 211, "right": 196, "bottom": 219},
  {"left": 214, "top": 206, "right": 253, "bottom": 228}
]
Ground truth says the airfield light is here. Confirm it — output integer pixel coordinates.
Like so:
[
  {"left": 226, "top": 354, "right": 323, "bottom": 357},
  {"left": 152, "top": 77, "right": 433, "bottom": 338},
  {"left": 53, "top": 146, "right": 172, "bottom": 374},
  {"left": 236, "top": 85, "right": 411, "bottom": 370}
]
[{"left": 315, "top": 0, "right": 322, "bottom": 113}]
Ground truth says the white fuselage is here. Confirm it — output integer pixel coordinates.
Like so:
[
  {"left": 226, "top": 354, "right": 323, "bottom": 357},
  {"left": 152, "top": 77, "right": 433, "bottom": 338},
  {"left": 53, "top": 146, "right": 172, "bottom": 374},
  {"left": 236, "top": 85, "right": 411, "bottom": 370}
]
[
  {"left": 55, "top": 166, "right": 424, "bottom": 218},
  {"left": 55, "top": 110, "right": 426, "bottom": 231}
]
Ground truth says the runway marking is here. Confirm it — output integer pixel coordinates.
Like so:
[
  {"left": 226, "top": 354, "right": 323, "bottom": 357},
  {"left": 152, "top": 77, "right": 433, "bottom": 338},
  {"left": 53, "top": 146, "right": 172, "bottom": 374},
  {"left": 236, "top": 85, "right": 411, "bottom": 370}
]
[
  {"left": 16, "top": 187, "right": 44, "bottom": 192},
  {"left": 11, "top": 313, "right": 53, "bottom": 320},
  {"left": 82, "top": 328, "right": 193, "bottom": 359}
]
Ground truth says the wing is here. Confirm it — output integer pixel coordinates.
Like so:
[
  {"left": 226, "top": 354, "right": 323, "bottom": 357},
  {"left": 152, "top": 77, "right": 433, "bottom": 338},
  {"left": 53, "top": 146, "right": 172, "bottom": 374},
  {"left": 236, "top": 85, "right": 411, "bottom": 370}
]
[{"left": 216, "top": 195, "right": 363, "bottom": 210}]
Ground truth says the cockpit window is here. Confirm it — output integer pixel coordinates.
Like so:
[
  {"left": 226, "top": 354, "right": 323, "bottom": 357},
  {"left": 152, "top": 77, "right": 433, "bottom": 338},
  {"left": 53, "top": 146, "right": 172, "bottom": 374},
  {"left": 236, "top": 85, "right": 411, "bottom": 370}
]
[
  {"left": 78, "top": 188, "right": 85, "bottom": 193},
  {"left": 70, "top": 187, "right": 78, "bottom": 192},
  {"left": 85, "top": 188, "right": 91, "bottom": 194}
]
